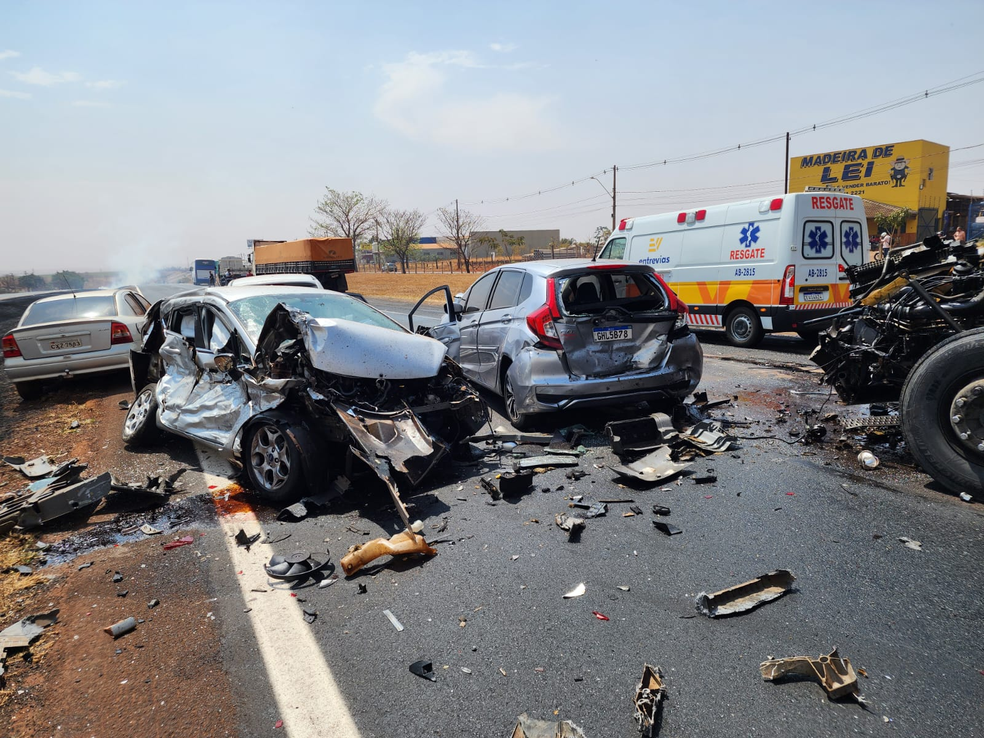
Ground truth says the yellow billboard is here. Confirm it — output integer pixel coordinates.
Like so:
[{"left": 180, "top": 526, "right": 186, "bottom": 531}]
[{"left": 789, "top": 139, "right": 949, "bottom": 215}]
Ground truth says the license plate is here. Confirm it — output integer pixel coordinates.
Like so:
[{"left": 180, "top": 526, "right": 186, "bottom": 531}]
[
  {"left": 50, "top": 339, "right": 82, "bottom": 351},
  {"left": 594, "top": 326, "right": 632, "bottom": 341},
  {"left": 800, "top": 290, "right": 827, "bottom": 303}
]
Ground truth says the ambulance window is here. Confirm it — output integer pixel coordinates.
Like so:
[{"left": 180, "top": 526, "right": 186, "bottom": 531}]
[
  {"left": 802, "top": 220, "right": 834, "bottom": 260},
  {"left": 600, "top": 238, "right": 626, "bottom": 259},
  {"left": 840, "top": 221, "right": 863, "bottom": 260}
]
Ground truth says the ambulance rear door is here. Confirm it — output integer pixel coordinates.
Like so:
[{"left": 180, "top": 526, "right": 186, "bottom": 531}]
[{"left": 794, "top": 193, "right": 862, "bottom": 307}]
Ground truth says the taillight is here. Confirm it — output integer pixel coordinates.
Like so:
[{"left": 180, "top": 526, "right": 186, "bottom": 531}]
[
  {"left": 110, "top": 322, "right": 133, "bottom": 345},
  {"left": 673, "top": 299, "right": 689, "bottom": 330},
  {"left": 2, "top": 333, "right": 21, "bottom": 358},
  {"left": 527, "top": 278, "right": 563, "bottom": 350},
  {"left": 780, "top": 265, "right": 795, "bottom": 305}
]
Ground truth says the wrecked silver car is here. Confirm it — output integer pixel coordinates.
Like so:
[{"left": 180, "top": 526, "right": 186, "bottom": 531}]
[
  {"left": 123, "top": 287, "right": 486, "bottom": 502},
  {"left": 409, "top": 260, "right": 702, "bottom": 429}
]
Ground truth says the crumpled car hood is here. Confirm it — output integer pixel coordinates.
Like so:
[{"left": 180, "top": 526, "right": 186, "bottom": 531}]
[{"left": 255, "top": 304, "right": 447, "bottom": 380}]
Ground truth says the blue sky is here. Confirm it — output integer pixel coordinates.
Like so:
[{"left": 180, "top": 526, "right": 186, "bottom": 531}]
[{"left": 2, "top": 0, "right": 983, "bottom": 273}]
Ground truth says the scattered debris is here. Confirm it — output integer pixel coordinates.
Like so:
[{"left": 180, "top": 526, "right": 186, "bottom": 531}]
[
  {"left": 651, "top": 505, "right": 671, "bottom": 516},
  {"left": 481, "top": 477, "right": 501, "bottom": 501},
  {"left": 264, "top": 552, "right": 331, "bottom": 581},
  {"left": 162, "top": 536, "right": 194, "bottom": 550},
  {"left": 511, "top": 713, "right": 585, "bottom": 738},
  {"left": 103, "top": 617, "right": 137, "bottom": 638},
  {"left": 116, "top": 590, "right": 128, "bottom": 598},
  {"left": 110, "top": 474, "right": 177, "bottom": 499},
  {"left": 499, "top": 471, "right": 535, "bottom": 497},
  {"left": 148, "top": 599, "right": 159, "bottom": 609},
  {"left": 569, "top": 500, "right": 607, "bottom": 518},
  {"left": 13, "top": 565, "right": 32, "bottom": 575},
  {"left": 857, "top": 451, "right": 880, "bottom": 469},
  {"left": 383, "top": 609, "right": 404, "bottom": 632},
  {"left": 340, "top": 528, "right": 435, "bottom": 577},
  {"left": 555, "top": 514, "right": 585, "bottom": 541},
  {"left": 78, "top": 562, "right": 92, "bottom": 570},
  {"left": 112, "top": 571, "right": 123, "bottom": 583},
  {"left": 617, "top": 585, "right": 630, "bottom": 591},
  {"left": 318, "top": 575, "right": 339, "bottom": 589},
  {"left": 605, "top": 416, "right": 674, "bottom": 455},
  {"left": 612, "top": 447, "right": 690, "bottom": 483},
  {"left": 118, "top": 399, "right": 131, "bottom": 410},
  {"left": 514, "top": 456, "right": 580, "bottom": 471},
  {"left": 652, "top": 521, "right": 682, "bottom": 536},
  {"left": 696, "top": 569, "right": 795, "bottom": 618},
  {"left": 633, "top": 664, "right": 666, "bottom": 737},
  {"left": 0, "top": 471, "right": 112, "bottom": 533},
  {"left": 302, "top": 608, "right": 317, "bottom": 624},
  {"left": 563, "top": 583, "right": 586, "bottom": 599},
  {"left": 234, "top": 529, "right": 261, "bottom": 550},
  {"left": 592, "top": 611, "right": 609, "bottom": 621},
  {"left": 898, "top": 537, "right": 923, "bottom": 551},
  {"left": 960, "top": 492, "right": 973, "bottom": 502},
  {"left": 0, "top": 609, "right": 58, "bottom": 683},
  {"left": 681, "top": 420, "right": 738, "bottom": 453},
  {"left": 692, "top": 475, "right": 717, "bottom": 485},
  {"left": 409, "top": 660, "right": 436, "bottom": 682},
  {"left": 140, "top": 523, "right": 162, "bottom": 536},
  {"left": 760, "top": 647, "right": 859, "bottom": 699},
  {"left": 2, "top": 455, "right": 59, "bottom": 479}
]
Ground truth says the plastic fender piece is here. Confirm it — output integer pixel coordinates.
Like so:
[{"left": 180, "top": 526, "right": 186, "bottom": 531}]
[
  {"left": 760, "top": 647, "right": 859, "bottom": 699},
  {"left": 695, "top": 569, "right": 795, "bottom": 618},
  {"left": 340, "top": 530, "right": 436, "bottom": 577}
]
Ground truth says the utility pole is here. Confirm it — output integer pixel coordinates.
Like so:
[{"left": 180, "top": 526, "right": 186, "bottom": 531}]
[
  {"left": 612, "top": 164, "right": 618, "bottom": 231},
  {"left": 784, "top": 132, "right": 790, "bottom": 194}
]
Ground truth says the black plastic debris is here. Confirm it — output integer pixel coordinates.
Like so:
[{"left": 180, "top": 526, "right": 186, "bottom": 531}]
[
  {"left": 570, "top": 501, "right": 607, "bottom": 518},
  {"left": 605, "top": 416, "right": 670, "bottom": 455},
  {"left": 693, "top": 475, "right": 717, "bottom": 485},
  {"left": 264, "top": 552, "right": 331, "bottom": 581},
  {"left": 652, "top": 505, "right": 671, "bottom": 516},
  {"left": 357, "top": 583, "right": 368, "bottom": 594},
  {"left": 629, "top": 505, "right": 643, "bottom": 515},
  {"left": 112, "top": 571, "right": 123, "bottom": 583},
  {"left": 566, "top": 469, "right": 587, "bottom": 481},
  {"left": 117, "top": 590, "right": 128, "bottom": 598},
  {"left": 481, "top": 477, "right": 501, "bottom": 501},
  {"left": 681, "top": 420, "right": 738, "bottom": 453},
  {"left": 148, "top": 599, "right": 160, "bottom": 609},
  {"left": 276, "top": 502, "right": 309, "bottom": 522},
  {"left": 653, "top": 521, "right": 682, "bottom": 536},
  {"left": 409, "top": 659, "right": 436, "bottom": 682},
  {"left": 110, "top": 475, "right": 176, "bottom": 500},
  {"left": 235, "top": 529, "right": 261, "bottom": 550},
  {"left": 302, "top": 607, "right": 317, "bottom": 624},
  {"left": 499, "top": 471, "right": 534, "bottom": 497}
]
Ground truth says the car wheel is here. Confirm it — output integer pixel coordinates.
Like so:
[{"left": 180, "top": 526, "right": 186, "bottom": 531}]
[
  {"left": 725, "top": 306, "right": 764, "bottom": 348},
  {"left": 900, "top": 327, "right": 984, "bottom": 496},
  {"left": 502, "top": 365, "right": 533, "bottom": 431},
  {"left": 14, "top": 381, "right": 43, "bottom": 401},
  {"left": 244, "top": 421, "right": 305, "bottom": 503},
  {"left": 122, "top": 384, "right": 163, "bottom": 446}
]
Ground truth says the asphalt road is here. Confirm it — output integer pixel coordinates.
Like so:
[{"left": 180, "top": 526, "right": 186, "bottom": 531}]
[{"left": 4, "top": 293, "right": 982, "bottom": 736}]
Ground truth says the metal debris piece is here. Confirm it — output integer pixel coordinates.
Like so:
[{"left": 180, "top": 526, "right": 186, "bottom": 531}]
[
  {"left": 511, "top": 713, "right": 585, "bottom": 738},
  {"left": 14, "top": 565, "right": 32, "bottom": 575},
  {"left": 760, "top": 647, "right": 859, "bottom": 699},
  {"left": 696, "top": 569, "right": 795, "bottom": 618},
  {"left": 78, "top": 562, "right": 92, "bottom": 570},
  {"left": 103, "top": 617, "right": 137, "bottom": 638},
  {"left": 116, "top": 590, "right": 128, "bottom": 598},
  {"left": 276, "top": 501, "right": 309, "bottom": 522},
  {"left": 858, "top": 451, "right": 880, "bottom": 469},
  {"left": 841, "top": 415, "right": 901, "bottom": 432},
  {"left": 612, "top": 447, "right": 690, "bottom": 483},
  {"left": 617, "top": 585, "right": 630, "bottom": 591},
  {"left": 340, "top": 530, "right": 436, "bottom": 577},
  {"left": 513, "top": 455, "right": 581, "bottom": 471},
  {"left": 409, "top": 659, "right": 436, "bottom": 682},
  {"left": 140, "top": 524, "right": 162, "bottom": 536},
  {"left": 499, "top": 471, "right": 534, "bottom": 497},
  {"left": 302, "top": 608, "right": 317, "bottom": 624},
  {"left": 2, "top": 455, "right": 57, "bottom": 479},
  {"left": 898, "top": 537, "right": 923, "bottom": 551},
  {"left": 681, "top": 420, "right": 738, "bottom": 453},
  {"left": 318, "top": 575, "right": 339, "bottom": 588},
  {"left": 566, "top": 469, "right": 587, "bottom": 481},
  {"left": 633, "top": 663, "right": 666, "bottom": 737},
  {"left": 571, "top": 501, "right": 606, "bottom": 518},
  {"left": 1, "top": 472, "right": 112, "bottom": 533},
  {"left": 554, "top": 514, "right": 585, "bottom": 541},
  {"left": 469, "top": 427, "right": 554, "bottom": 444},
  {"left": 110, "top": 475, "right": 176, "bottom": 499},
  {"left": 234, "top": 529, "right": 261, "bottom": 550},
  {"left": 481, "top": 477, "right": 501, "bottom": 501},
  {"left": 0, "top": 609, "right": 58, "bottom": 682},
  {"left": 162, "top": 535, "right": 194, "bottom": 550},
  {"left": 112, "top": 572, "right": 123, "bottom": 583},
  {"left": 148, "top": 599, "right": 159, "bottom": 609},
  {"left": 383, "top": 609, "right": 404, "bottom": 632},
  {"left": 604, "top": 416, "right": 670, "bottom": 455},
  {"left": 563, "top": 583, "right": 586, "bottom": 599},
  {"left": 652, "top": 521, "right": 682, "bottom": 536},
  {"left": 264, "top": 552, "right": 331, "bottom": 581}
]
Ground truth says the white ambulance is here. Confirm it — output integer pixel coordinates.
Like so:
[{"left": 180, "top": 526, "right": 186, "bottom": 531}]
[{"left": 597, "top": 192, "right": 867, "bottom": 347}]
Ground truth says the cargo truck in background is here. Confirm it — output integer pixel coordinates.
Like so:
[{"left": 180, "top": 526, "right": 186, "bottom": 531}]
[{"left": 248, "top": 237, "right": 355, "bottom": 292}]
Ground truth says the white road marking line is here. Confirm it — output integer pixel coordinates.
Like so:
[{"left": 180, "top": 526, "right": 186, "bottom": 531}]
[{"left": 195, "top": 446, "right": 361, "bottom": 738}]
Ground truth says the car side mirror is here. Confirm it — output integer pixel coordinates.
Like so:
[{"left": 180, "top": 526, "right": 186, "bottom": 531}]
[
  {"left": 452, "top": 298, "right": 465, "bottom": 318},
  {"left": 214, "top": 354, "right": 236, "bottom": 373}
]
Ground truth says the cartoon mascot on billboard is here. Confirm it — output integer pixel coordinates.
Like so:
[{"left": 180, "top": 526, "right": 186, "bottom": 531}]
[{"left": 889, "top": 156, "right": 910, "bottom": 188}]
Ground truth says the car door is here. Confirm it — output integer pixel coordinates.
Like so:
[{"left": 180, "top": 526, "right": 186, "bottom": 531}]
[
  {"left": 475, "top": 269, "right": 528, "bottom": 388},
  {"left": 457, "top": 272, "right": 498, "bottom": 382}
]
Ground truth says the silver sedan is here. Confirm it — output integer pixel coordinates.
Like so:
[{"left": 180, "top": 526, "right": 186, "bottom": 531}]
[{"left": 2, "top": 288, "right": 151, "bottom": 399}]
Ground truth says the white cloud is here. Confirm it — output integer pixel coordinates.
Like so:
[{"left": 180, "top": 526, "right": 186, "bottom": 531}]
[
  {"left": 374, "top": 50, "right": 562, "bottom": 152},
  {"left": 0, "top": 88, "right": 31, "bottom": 99},
  {"left": 489, "top": 42, "right": 517, "bottom": 53},
  {"left": 71, "top": 100, "right": 110, "bottom": 107},
  {"left": 10, "top": 66, "right": 82, "bottom": 86},
  {"left": 0, "top": 50, "right": 20, "bottom": 61},
  {"left": 86, "top": 79, "right": 124, "bottom": 90}
]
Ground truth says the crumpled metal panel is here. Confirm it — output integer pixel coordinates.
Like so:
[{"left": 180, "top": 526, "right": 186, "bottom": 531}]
[{"left": 301, "top": 316, "right": 447, "bottom": 380}]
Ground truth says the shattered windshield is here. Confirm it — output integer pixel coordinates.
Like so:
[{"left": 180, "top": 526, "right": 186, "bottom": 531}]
[
  {"left": 556, "top": 271, "right": 668, "bottom": 316},
  {"left": 228, "top": 293, "right": 406, "bottom": 342}
]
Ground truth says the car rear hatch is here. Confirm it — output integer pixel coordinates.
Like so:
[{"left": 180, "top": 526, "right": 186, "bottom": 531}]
[
  {"left": 547, "top": 265, "right": 683, "bottom": 378},
  {"left": 12, "top": 318, "right": 127, "bottom": 360}
]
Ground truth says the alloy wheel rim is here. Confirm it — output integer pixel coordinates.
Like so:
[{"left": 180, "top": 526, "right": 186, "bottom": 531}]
[
  {"left": 250, "top": 425, "right": 290, "bottom": 490},
  {"left": 124, "top": 390, "right": 153, "bottom": 435}
]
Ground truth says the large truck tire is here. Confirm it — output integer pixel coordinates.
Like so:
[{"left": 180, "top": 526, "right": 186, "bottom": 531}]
[
  {"left": 900, "top": 327, "right": 984, "bottom": 496},
  {"left": 725, "top": 306, "right": 764, "bottom": 348}
]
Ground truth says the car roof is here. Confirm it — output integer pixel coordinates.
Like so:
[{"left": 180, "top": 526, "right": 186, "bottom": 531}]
[
  {"left": 28, "top": 288, "right": 128, "bottom": 306},
  {"left": 227, "top": 274, "right": 322, "bottom": 287},
  {"left": 497, "top": 259, "right": 647, "bottom": 277},
  {"left": 198, "top": 285, "right": 345, "bottom": 302}
]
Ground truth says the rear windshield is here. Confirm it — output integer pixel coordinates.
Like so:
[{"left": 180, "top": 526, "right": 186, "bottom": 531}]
[
  {"left": 555, "top": 270, "right": 668, "bottom": 316},
  {"left": 21, "top": 295, "right": 117, "bottom": 326},
  {"left": 228, "top": 292, "right": 405, "bottom": 341}
]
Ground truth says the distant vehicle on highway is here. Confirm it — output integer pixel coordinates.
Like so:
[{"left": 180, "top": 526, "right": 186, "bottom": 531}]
[
  {"left": 2, "top": 288, "right": 152, "bottom": 399},
  {"left": 193, "top": 259, "right": 219, "bottom": 286},
  {"left": 227, "top": 274, "right": 322, "bottom": 289},
  {"left": 411, "top": 259, "right": 702, "bottom": 429}
]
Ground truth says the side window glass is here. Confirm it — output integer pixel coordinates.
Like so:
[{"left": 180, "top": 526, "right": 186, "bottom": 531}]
[
  {"left": 488, "top": 270, "right": 524, "bottom": 310},
  {"left": 601, "top": 237, "right": 626, "bottom": 259},
  {"left": 464, "top": 274, "right": 496, "bottom": 314},
  {"left": 802, "top": 220, "right": 834, "bottom": 260},
  {"left": 518, "top": 273, "right": 533, "bottom": 304},
  {"left": 207, "top": 312, "right": 233, "bottom": 353},
  {"left": 122, "top": 293, "right": 146, "bottom": 316},
  {"left": 840, "top": 221, "right": 863, "bottom": 260},
  {"left": 178, "top": 312, "right": 197, "bottom": 340}
]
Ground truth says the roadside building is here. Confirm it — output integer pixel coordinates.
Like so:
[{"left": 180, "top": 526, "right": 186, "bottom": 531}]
[{"left": 469, "top": 229, "right": 560, "bottom": 258}]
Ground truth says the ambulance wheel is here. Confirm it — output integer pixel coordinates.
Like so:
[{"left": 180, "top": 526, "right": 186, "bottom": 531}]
[{"left": 725, "top": 307, "right": 763, "bottom": 348}]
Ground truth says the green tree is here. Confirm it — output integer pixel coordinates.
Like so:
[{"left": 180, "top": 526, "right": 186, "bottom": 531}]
[
  {"left": 874, "top": 207, "right": 910, "bottom": 247},
  {"left": 18, "top": 273, "right": 46, "bottom": 291},
  {"left": 379, "top": 208, "right": 426, "bottom": 273},
  {"left": 53, "top": 271, "right": 84, "bottom": 290}
]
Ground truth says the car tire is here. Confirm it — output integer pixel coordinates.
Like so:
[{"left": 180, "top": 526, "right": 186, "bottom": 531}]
[
  {"left": 502, "top": 364, "right": 533, "bottom": 431},
  {"left": 725, "top": 306, "right": 764, "bottom": 348},
  {"left": 122, "top": 384, "right": 163, "bottom": 446},
  {"left": 900, "top": 327, "right": 984, "bottom": 496},
  {"left": 14, "top": 381, "right": 44, "bottom": 401},
  {"left": 243, "top": 420, "right": 305, "bottom": 503}
]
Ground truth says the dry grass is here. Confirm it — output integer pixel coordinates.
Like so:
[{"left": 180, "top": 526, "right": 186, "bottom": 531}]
[
  {"left": 0, "top": 533, "right": 46, "bottom": 619},
  {"left": 348, "top": 272, "right": 479, "bottom": 302}
]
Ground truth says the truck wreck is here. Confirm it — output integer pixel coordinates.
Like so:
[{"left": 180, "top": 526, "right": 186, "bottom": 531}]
[
  {"left": 126, "top": 291, "right": 487, "bottom": 509},
  {"left": 809, "top": 234, "right": 984, "bottom": 494}
]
